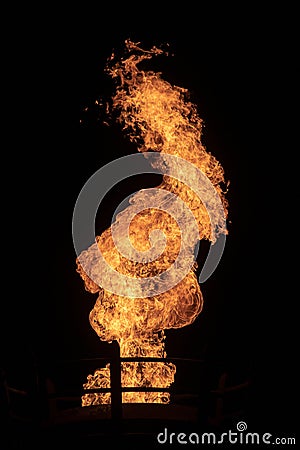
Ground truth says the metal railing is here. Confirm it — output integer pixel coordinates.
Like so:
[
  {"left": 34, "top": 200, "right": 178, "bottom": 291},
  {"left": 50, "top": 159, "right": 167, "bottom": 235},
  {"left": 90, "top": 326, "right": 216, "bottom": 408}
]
[
  {"left": 34, "top": 341, "right": 250, "bottom": 424},
  {"left": 40, "top": 340, "right": 206, "bottom": 421}
]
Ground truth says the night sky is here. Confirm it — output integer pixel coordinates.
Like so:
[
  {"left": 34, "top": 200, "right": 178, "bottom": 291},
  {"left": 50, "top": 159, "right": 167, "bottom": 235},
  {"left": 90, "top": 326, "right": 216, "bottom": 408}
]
[{"left": 2, "top": 11, "right": 296, "bottom": 437}]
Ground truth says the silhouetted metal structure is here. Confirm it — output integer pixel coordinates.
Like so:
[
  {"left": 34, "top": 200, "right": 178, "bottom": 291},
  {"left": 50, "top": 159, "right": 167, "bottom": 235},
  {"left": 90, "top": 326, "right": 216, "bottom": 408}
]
[{"left": 1, "top": 340, "right": 251, "bottom": 446}]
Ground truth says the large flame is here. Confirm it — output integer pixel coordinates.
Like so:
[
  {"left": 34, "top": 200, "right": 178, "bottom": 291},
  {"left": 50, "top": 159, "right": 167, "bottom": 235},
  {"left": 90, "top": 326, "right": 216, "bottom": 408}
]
[{"left": 76, "top": 40, "right": 228, "bottom": 406}]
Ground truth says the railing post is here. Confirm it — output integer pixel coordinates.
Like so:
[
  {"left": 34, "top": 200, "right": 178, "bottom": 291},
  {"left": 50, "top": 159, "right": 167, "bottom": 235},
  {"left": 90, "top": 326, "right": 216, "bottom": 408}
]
[{"left": 110, "top": 340, "right": 122, "bottom": 421}]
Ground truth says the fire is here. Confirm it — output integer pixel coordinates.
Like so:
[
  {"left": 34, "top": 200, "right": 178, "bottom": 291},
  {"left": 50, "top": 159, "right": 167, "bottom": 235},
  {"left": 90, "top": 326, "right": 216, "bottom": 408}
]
[{"left": 76, "top": 40, "right": 229, "bottom": 406}]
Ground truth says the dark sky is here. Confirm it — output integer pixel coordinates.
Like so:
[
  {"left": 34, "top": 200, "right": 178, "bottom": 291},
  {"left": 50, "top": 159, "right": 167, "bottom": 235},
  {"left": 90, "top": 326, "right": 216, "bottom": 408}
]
[{"left": 2, "top": 12, "right": 297, "bottom": 433}]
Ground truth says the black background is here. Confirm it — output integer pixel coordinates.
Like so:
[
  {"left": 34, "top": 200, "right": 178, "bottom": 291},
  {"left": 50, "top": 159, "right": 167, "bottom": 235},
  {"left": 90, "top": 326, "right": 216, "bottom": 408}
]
[{"left": 2, "top": 6, "right": 297, "bottom": 437}]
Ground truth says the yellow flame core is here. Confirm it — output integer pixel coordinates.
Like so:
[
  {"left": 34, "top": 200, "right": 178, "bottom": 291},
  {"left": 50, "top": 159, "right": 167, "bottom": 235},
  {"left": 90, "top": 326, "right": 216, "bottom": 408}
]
[{"left": 78, "top": 40, "right": 228, "bottom": 406}]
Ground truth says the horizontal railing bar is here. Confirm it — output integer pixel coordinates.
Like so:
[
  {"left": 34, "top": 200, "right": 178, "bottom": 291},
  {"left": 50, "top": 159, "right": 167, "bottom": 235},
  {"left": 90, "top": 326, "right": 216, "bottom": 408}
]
[
  {"left": 7, "top": 387, "right": 29, "bottom": 396},
  {"left": 48, "top": 387, "right": 171, "bottom": 397},
  {"left": 120, "top": 357, "right": 205, "bottom": 363},
  {"left": 47, "top": 387, "right": 204, "bottom": 398},
  {"left": 36, "top": 357, "right": 206, "bottom": 366},
  {"left": 121, "top": 357, "right": 167, "bottom": 362}
]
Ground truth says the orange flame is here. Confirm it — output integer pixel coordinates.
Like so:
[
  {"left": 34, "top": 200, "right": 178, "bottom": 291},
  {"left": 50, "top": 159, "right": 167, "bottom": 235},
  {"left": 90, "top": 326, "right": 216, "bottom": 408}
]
[{"left": 77, "top": 40, "right": 229, "bottom": 406}]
